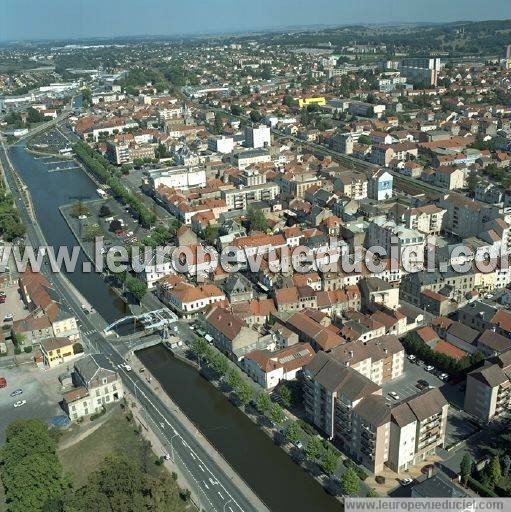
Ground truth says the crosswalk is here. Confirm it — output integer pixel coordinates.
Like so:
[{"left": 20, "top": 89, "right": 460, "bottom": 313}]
[{"left": 82, "top": 329, "right": 97, "bottom": 336}]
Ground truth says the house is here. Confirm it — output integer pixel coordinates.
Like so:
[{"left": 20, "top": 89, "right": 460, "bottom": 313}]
[
  {"left": 40, "top": 337, "right": 83, "bottom": 368},
  {"left": 203, "top": 307, "right": 270, "bottom": 360},
  {"left": 63, "top": 354, "right": 124, "bottom": 421},
  {"left": 163, "top": 282, "right": 227, "bottom": 318},
  {"left": 243, "top": 343, "right": 315, "bottom": 389},
  {"left": 274, "top": 286, "right": 317, "bottom": 312}
]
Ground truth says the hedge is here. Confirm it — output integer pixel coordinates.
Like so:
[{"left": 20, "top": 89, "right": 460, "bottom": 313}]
[{"left": 467, "top": 476, "right": 498, "bottom": 497}]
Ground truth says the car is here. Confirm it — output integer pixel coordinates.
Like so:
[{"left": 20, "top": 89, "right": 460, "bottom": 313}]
[
  {"left": 3, "top": 314, "right": 13, "bottom": 322},
  {"left": 294, "top": 440, "right": 304, "bottom": 450},
  {"left": 164, "top": 453, "right": 171, "bottom": 461},
  {"left": 388, "top": 391, "right": 400, "bottom": 400},
  {"left": 485, "top": 294, "right": 494, "bottom": 299},
  {"left": 10, "top": 388, "right": 23, "bottom": 397},
  {"left": 0, "top": 377, "right": 6, "bottom": 388},
  {"left": 439, "top": 373, "right": 449, "bottom": 381},
  {"left": 416, "top": 379, "right": 430, "bottom": 390},
  {"left": 424, "top": 365, "right": 435, "bottom": 372},
  {"left": 123, "top": 364, "right": 132, "bottom": 372},
  {"left": 13, "top": 400, "right": 26, "bottom": 408},
  {"left": 416, "top": 360, "right": 424, "bottom": 366},
  {"left": 139, "top": 367, "right": 145, "bottom": 373},
  {"left": 407, "top": 354, "right": 416, "bottom": 362},
  {"left": 400, "top": 478, "right": 413, "bottom": 486}
]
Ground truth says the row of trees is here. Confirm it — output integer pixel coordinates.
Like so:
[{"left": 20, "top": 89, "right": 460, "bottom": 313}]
[
  {"left": 0, "top": 186, "right": 26, "bottom": 241},
  {"left": 402, "top": 332, "right": 484, "bottom": 376},
  {"left": 461, "top": 451, "right": 511, "bottom": 497},
  {"left": 72, "top": 142, "right": 157, "bottom": 227},
  {"left": 189, "top": 338, "right": 367, "bottom": 496}
]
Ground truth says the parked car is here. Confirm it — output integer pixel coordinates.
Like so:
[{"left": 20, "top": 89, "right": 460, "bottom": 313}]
[
  {"left": 400, "top": 478, "right": 413, "bottom": 486},
  {"left": 10, "top": 389, "right": 23, "bottom": 397},
  {"left": 294, "top": 440, "right": 304, "bottom": 450},
  {"left": 416, "top": 379, "right": 430, "bottom": 390},
  {"left": 388, "top": 391, "right": 400, "bottom": 400},
  {"left": 3, "top": 314, "right": 13, "bottom": 322},
  {"left": 439, "top": 373, "right": 449, "bottom": 381},
  {"left": 0, "top": 377, "right": 6, "bottom": 388},
  {"left": 424, "top": 365, "right": 435, "bottom": 372},
  {"left": 417, "top": 360, "right": 424, "bottom": 366},
  {"left": 13, "top": 400, "right": 26, "bottom": 408},
  {"left": 407, "top": 354, "right": 416, "bottom": 362}
]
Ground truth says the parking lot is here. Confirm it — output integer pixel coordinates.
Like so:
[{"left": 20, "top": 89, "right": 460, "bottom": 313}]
[
  {"left": 0, "top": 364, "right": 65, "bottom": 442},
  {"left": 444, "top": 407, "right": 480, "bottom": 448},
  {"left": 382, "top": 359, "right": 446, "bottom": 404}
]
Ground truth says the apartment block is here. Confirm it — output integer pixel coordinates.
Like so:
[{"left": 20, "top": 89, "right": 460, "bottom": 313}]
[{"left": 464, "top": 350, "right": 511, "bottom": 422}]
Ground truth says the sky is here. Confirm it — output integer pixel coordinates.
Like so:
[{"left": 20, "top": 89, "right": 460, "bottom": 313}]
[{"left": 1, "top": 0, "right": 509, "bottom": 41}]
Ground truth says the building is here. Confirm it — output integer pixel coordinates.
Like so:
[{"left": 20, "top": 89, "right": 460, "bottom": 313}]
[
  {"left": 234, "top": 149, "right": 272, "bottom": 170},
  {"left": 297, "top": 97, "right": 326, "bottom": 109},
  {"left": 400, "top": 205, "right": 445, "bottom": 236},
  {"left": 222, "top": 182, "right": 280, "bottom": 211},
  {"left": 245, "top": 124, "right": 271, "bottom": 149},
  {"left": 388, "top": 389, "right": 449, "bottom": 473},
  {"left": 464, "top": 350, "right": 511, "bottom": 422},
  {"left": 163, "top": 282, "right": 226, "bottom": 318},
  {"left": 398, "top": 58, "right": 441, "bottom": 87},
  {"left": 243, "top": 343, "right": 315, "bottom": 389},
  {"left": 62, "top": 354, "right": 124, "bottom": 421},
  {"left": 367, "top": 169, "right": 393, "bottom": 200},
  {"left": 208, "top": 135, "right": 234, "bottom": 154},
  {"left": 39, "top": 337, "right": 83, "bottom": 368},
  {"left": 146, "top": 166, "right": 206, "bottom": 190}
]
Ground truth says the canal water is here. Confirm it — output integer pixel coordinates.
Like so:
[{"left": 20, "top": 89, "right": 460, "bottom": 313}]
[
  {"left": 138, "top": 345, "right": 342, "bottom": 512},
  {"left": 9, "top": 143, "right": 343, "bottom": 511},
  {"left": 8, "top": 142, "right": 126, "bottom": 323}
]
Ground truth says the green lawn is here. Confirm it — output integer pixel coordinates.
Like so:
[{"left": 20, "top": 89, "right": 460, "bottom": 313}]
[{"left": 58, "top": 408, "right": 163, "bottom": 488}]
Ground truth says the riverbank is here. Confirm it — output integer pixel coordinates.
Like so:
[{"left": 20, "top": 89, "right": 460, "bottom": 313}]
[{"left": 137, "top": 344, "right": 347, "bottom": 512}]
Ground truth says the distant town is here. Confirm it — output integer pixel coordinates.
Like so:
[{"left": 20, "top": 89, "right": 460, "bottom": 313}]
[{"left": 0, "top": 17, "right": 510, "bottom": 512}]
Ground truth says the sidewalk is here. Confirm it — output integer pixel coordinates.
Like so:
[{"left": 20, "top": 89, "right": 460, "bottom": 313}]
[{"left": 127, "top": 354, "right": 269, "bottom": 512}]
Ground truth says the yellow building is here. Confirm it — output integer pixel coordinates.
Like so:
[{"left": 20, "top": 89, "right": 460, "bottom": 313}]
[
  {"left": 297, "top": 97, "right": 326, "bottom": 109},
  {"left": 40, "top": 337, "right": 83, "bottom": 368}
]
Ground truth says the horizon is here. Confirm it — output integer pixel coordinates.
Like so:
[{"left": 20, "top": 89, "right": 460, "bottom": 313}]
[{"left": 1, "top": 0, "right": 509, "bottom": 42}]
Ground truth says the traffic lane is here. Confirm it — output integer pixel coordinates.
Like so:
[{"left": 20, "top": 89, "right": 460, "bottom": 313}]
[{"left": 118, "top": 365, "right": 252, "bottom": 512}]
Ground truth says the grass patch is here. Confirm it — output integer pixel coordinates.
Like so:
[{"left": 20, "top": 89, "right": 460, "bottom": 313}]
[{"left": 58, "top": 408, "right": 161, "bottom": 488}]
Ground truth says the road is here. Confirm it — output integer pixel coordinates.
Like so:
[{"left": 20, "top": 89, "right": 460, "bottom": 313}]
[{"left": 0, "top": 137, "right": 267, "bottom": 512}]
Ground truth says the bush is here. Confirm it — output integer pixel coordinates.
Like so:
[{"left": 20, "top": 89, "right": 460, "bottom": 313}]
[
  {"left": 23, "top": 346, "right": 33, "bottom": 353},
  {"left": 344, "top": 458, "right": 369, "bottom": 481},
  {"left": 297, "top": 419, "right": 317, "bottom": 437},
  {"left": 467, "top": 476, "right": 498, "bottom": 497},
  {"left": 90, "top": 406, "right": 106, "bottom": 421},
  {"left": 14, "top": 347, "right": 22, "bottom": 355}
]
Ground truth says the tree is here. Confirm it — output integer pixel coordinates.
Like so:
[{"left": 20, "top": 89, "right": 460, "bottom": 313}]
[
  {"left": 358, "top": 134, "right": 372, "bottom": 145},
  {"left": 125, "top": 276, "right": 147, "bottom": 302},
  {"left": 276, "top": 384, "right": 292, "bottom": 408},
  {"left": 488, "top": 455, "right": 502, "bottom": 486},
  {"left": 71, "top": 200, "right": 89, "bottom": 218},
  {"left": 341, "top": 467, "right": 360, "bottom": 496},
  {"left": 321, "top": 448, "right": 340, "bottom": 476},
  {"left": 109, "top": 219, "right": 123, "bottom": 232},
  {"left": 467, "top": 170, "right": 479, "bottom": 194},
  {"left": 250, "top": 110, "right": 262, "bottom": 123},
  {"left": 235, "top": 381, "right": 254, "bottom": 406},
  {"left": 460, "top": 452, "right": 473, "bottom": 485},
  {"left": 98, "top": 204, "right": 112, "bottom": 217},
  {"left": 502, "top": 454, "right": 511, "bottom": 477},
  {"left": 190, "top": 337, "right": 209, "bottom": 367},
  {"left": 283, "top": 421, "right": 301, "bottom": 445},
  {"left": 231, "top": 104, "right": 243, "bottom": 116},
  {"left": 83, "top": 224, "right": 102, "bottom": 242},
  {"left": 246, "top": 206, "right": 269, "bottom": 233},
  {"left": 305, "top": 437, "right": 322, "bottom": 462},
  {"left": 367, "top": 488, "right": 378, "bottom": 497},
  {"left": 268, "top": 403, "right": 285, "bottom": 426},
  {"left": 1, "top": 420, "right": 67, "bottom": 512},
  {"left": 210, "top": 352, "right": 229, "bottom": 377},
  {"left": 227, "top": 368, "right": 242, "bottom": 389},
  {"left": 256, "top": 391, "right": 272, "bottom": 415}
]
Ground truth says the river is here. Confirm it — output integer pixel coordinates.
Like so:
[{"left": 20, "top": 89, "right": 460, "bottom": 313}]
[
  {"left": 8, "top": 142, "right": 343, "bottom": 512},
  {"left": 8, "top": 142, "right": 126, "bottom": 323}
]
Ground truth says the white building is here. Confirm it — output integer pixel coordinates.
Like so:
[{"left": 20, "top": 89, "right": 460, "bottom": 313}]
[
  {"left": 147, "top": 166, "right": 206, "bottom": 190},
  {"left": 245, "top": 124, "right": 271, "bottom": 149},
  {"left": 208, "top": 135, "right": 234, "bottom": 154}
]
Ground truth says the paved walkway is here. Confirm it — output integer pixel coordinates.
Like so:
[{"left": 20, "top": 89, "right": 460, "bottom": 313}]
[{"left": 127, "top": 354, "right": 269, "bottom": 512}]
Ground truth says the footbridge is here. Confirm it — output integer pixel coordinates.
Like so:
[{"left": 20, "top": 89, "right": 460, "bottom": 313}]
[{"left": 103, "top": 308, "right": 178, "bottom": 335}]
